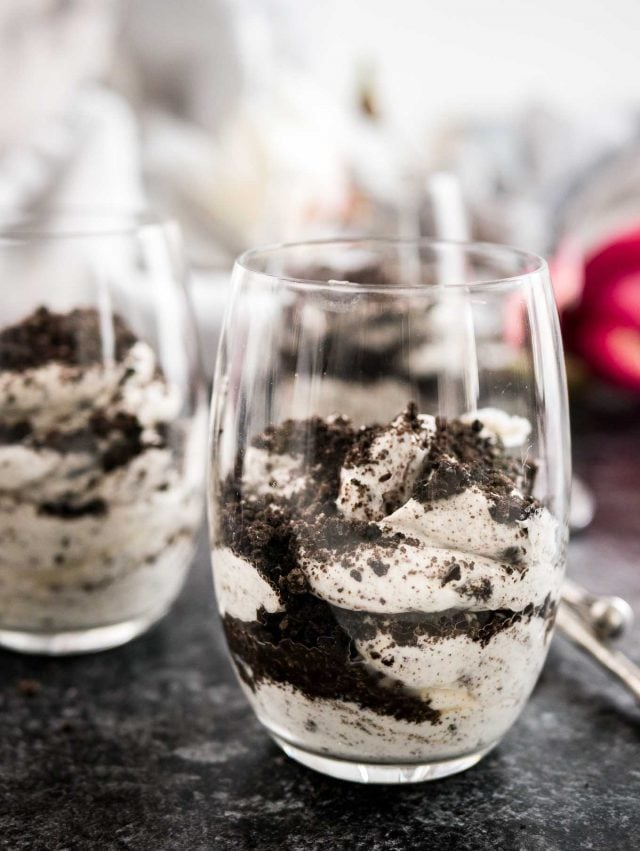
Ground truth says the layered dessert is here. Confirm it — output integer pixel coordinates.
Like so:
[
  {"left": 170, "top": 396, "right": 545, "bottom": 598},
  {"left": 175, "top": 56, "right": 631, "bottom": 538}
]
[
  {"left": 0, "top": 307, "right": 203, "bottom": 632},
  {"left": 213, "top": 404, "right": 561, "bottom": 762}
]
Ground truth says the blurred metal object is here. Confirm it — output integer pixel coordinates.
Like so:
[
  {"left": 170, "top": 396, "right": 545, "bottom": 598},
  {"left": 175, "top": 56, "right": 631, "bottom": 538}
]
[
  {"left": 569, "top": 475, "right": 596, "bottom": 532},
  {"left": 556, "top": 601, "right": 640, "bottom": 704},
  {"left": 561, "top": 579, "right": 634, "bottom": 642}
]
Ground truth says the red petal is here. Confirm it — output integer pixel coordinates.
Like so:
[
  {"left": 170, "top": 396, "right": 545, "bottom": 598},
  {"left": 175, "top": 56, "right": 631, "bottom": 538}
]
[{"left": 574, "top": 318, "right": 640, "bottom": 392}]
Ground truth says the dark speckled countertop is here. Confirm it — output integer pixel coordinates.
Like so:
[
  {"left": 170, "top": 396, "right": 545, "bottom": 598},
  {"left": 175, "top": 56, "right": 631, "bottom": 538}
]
[{"left": 2, "top": 418, "right": 640, "bottom": 851}]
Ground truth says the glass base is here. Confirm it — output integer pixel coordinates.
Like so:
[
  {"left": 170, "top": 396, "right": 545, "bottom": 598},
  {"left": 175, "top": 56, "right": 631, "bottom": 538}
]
[
  {"left": 272, "top": 735, "right": 496, "bottom": 784},
  {"left": 0, "top": 606, "right": 170, "bottom": 656}
]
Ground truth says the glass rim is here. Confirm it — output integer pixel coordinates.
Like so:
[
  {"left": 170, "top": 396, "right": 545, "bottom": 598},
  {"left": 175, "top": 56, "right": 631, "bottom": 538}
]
[
  {"left": 236, "top": 236, "right": 548, "bottom": 292},
  {"left": 0, "top": 208, "right": 173, "bottom": 243}
]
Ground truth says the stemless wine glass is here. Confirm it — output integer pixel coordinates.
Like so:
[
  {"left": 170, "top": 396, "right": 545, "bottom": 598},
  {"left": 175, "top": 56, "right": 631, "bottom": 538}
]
[
  {"left": 209, "top": 238, "right": 570, "bottom": 784},
  {"left": 0, "top": 213, "right": 206, "bottom": 654}
]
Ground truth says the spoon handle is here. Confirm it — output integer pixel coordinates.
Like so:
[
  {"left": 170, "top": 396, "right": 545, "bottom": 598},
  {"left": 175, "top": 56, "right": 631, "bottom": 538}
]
[
  {"left": 556, "top": 601, "right": 640, "bottom": 704},
  {"left": 561, "top": 578, "right": 634, "bottom": 641}
]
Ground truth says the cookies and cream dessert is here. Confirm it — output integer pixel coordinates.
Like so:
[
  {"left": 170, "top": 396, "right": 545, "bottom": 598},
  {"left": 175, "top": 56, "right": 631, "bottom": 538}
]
[
  {"left": 213, "top": 405, "right": 562, "bottom": 762},
  {"left": 0, "top": 307, "right": 203, "bottom": 633}
]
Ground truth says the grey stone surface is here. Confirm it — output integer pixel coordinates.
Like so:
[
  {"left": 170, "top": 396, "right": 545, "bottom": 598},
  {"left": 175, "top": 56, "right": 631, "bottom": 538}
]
[{"left": 1, "top": 419, "right": 640, "bottom": 851}]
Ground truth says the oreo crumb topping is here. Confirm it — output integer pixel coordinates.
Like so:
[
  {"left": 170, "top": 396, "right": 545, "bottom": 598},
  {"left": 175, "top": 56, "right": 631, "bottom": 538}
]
[
  {"left": 413, "top": 416, "right": 538, "bottom": 522},
  {"left": 0, "top": 306, "right": 137, "bottom": 371}
]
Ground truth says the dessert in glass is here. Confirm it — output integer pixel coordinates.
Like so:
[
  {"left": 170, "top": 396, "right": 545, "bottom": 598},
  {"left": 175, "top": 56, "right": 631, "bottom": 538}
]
[
  {"left": 0, "top": 214, "right": 205, "bottom": 654},
  {"left": 209, "top": 238, "right": 570, "bottom": 783}
]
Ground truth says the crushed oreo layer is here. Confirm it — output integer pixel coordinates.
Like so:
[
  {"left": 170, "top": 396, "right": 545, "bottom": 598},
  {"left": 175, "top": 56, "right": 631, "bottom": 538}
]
[
  {"left": 342, "top": 404, "right": 427, "bottom": 472},
  {"left": 0, "top": 306, "right": 137, "bottom": 371},
  {"left": 224, "top": 597, "right": 441, "bottom": 725},
  {"left": 218, "top": 407, "right": 550, "bottom": 726},
  {"left": 339, "top": 595, "right": 555, "bottom": 648}
]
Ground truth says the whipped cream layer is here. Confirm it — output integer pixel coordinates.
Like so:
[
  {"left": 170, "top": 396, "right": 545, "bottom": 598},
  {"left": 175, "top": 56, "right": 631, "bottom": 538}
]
[
  {"left": 0, "top": 308, "right": 203, "bottom": 632},
  {"left": 0, "top": 340, "right": 179, "bottom": 433},
  {"left": 215, "top": 405, "right": 562, "bottom": 762},
  {"left": 213, "top": 547, "right": 283, "bottom": 622}
]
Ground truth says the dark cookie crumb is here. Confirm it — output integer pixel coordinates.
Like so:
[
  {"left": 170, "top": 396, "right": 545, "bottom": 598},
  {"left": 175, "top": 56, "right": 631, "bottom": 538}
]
[
  {"left": 94, "top": 411, "right": 145, "bottom": 472},
  {"left": 458, "top": 578, "right": 493, "bottom": 602},
  {"left": 501, "top": 546, "right": 526, "bottom": 565},
  {"left": 0, "top": 306, "right": 137, "bottom": 371},
  {"left": 441, "top": 563, "right": 462, "bottom": 585},
  {"left": 0, "top": 420, "right": 32, "bottom": 443},
  {"left": 369, "top": 558, "right": 390, "bottom": 577},
  {"left": 224, "top": 599, "right": 441, "bottom": 726},
  {"left": 489, "top": 495, "right": 534, "bottom": 525},
  {"left": 39, "top": 498, "right": 108, "bottom": 519}
]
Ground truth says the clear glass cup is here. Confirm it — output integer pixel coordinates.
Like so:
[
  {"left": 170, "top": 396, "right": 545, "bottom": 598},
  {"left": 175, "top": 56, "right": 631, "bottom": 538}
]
[
  {"left": 0, "top": 213, "right": 206, "bottom": 654},
  {"left": 209, "top": 238, "right": 570, "bottom": 783}
]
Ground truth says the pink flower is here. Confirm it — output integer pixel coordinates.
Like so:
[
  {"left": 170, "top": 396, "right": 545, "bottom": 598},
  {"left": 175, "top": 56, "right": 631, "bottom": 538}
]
[{"left": 562, "top": 226, "right": 640, "bottom": 393}]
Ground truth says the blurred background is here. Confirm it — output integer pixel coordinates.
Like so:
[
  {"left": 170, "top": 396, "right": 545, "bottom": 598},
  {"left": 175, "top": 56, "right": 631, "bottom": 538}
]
[{"left": 2, "top": 0, "right": 640, "bottom": 408}]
